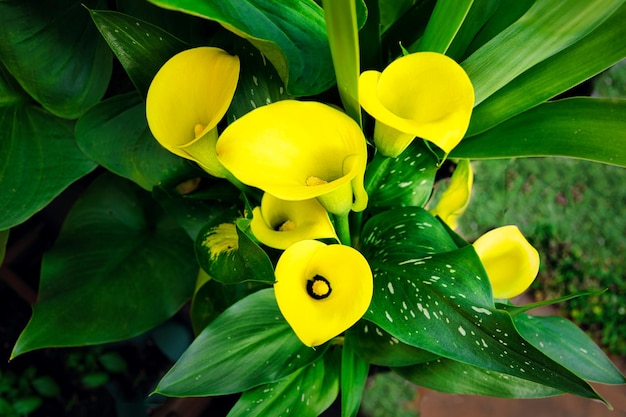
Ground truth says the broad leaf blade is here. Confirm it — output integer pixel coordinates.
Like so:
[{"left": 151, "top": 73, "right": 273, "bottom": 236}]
[
  {"left": 147, "top": 0, "right": 335, "bottom": 96},
  {"left": 341, "top": 333, "right": 369, "bottom": 417},
  {"left": 412, "top": 0, "right": 473, "bottom": 54},
  {"left": 0, "top": 0, "right": 112, "bottom": 119},
  {"left": 155, "top": 288, "right": 326, "bottom": 396},
  {"left": 12, "top": 173, "right": 196, "bottom": 357},
  {"left": 452, "top": 98, "right": 626, "bottom": 167},
  {"left": 0, "top": 104, "right": 97, "bottom": 230}
]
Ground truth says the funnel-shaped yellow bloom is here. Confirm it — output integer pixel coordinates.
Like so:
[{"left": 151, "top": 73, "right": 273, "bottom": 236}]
[
  {"left": 250, "top": 193, "right": 338, "bottom": 249},
  {"left": 430, "top": 159, "right": 473, "bottom": 230},
  {"left": 274, "top": 240, "right": 373, "bottom": 347},
  {"left": 359, "top": 52, "right": 474, "bottom": 157},
  {"left": 473, "top": 226, "right": 540, "bottom": 299},
  {"left": 216, "top": 100, "right": 368, "bottom": 216},
  {"left": 146, "top": 47, "right": 240, "bottom": 178}
]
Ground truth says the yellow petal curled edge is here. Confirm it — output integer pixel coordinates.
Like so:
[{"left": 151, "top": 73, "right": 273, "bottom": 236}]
[
  {"left": 473, "top": 225, "right": 540, "bottom": 299},
  {"left": 274, "top": 240, "right": 373, "bottom": 347},
  {"left": 216, "top": 100, "right": 368, "bottom": 215},
  {"left": 359, "top": 52, "right": 474, "bottom": 156},
  {"left": 250, "top": 194, "right": 338, "bottom": 250},
  {"left": 146, "top": 47, "right": 240, "bottom": 177},
  {"left": 429, "top": 159, "right": 473, "bottom": 230}
]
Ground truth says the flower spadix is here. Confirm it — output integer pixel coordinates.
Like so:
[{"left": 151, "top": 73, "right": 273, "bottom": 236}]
[
  {"left": 216, "top": 100, "right": 368, "bottom": 216},
  {"left": 274, "top": 240, "right": 373, "bottom": 347},
  {"left": 250, "top": 193, "right": 338, "bottom": 249},
  {"left": 430, "top": 159, "right": 473, "bottom": 230},
  {"left": 146, "top": 47, "right": 240, "bottom": 178},
  {"left": 473, "top": 225, "right": 540, "bottom": 299},
  {"left": 359, "top": 52, "right": 474, "bottom": 157}
]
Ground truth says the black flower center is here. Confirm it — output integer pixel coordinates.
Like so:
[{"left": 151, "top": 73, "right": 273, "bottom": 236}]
[{"left": 306, "top": 275, "right": 332, "bottom": 300}]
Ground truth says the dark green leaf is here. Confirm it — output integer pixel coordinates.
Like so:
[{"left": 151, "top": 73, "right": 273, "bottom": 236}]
[
  {"left": 75, "top": 92, "right": 201, "bottom": 191},
  {"left": 227, "top": 351, "right": 340, "bottom": 417},
  {"left": 341, "top": 334, "right": 369, "bottom": 417},
  {"left": 155, "top": 289, "right": 327, "bottom": 396},
  {"left": 0, "top": 0, "right": 112, "bottom": 119},
  {"left": 148, "top": 0, "right": 334, "bottom": 96},
  {"left": 412, "top": 0, "right": 473, "bottom": 54},
  {"left": 0, "top": 229, "right": 9, "bottom": 265},
  {"left": 452, "top": 98, "right": 626, "bottom": 167},
  {"left": 89, "top": 9, "right": 188, "bottom": 97},
  {"left": 31, "top": 376, "right": 61, "bottom": 398},
  {"left": 395, "top": 357, "right": 563, "bottom": 398},
  {"left": 445, "top": 0, "right": 499, "bottom": 61},
  {"left": 0, "top": 104, "right": 97, "bottom": 230},
  {"left": 462, "top": 0, "right": 623, "bottom": 105},
  {"left": 98, "top": 352, "right": 128, "bottom": 374},
  {"left": 11, "top": 173, "right": 196, "bottom": 357}
]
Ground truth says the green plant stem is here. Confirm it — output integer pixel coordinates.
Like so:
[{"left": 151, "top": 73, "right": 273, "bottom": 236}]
[{"left": 334, "top": 214, "right": 352, "bottom": 246}]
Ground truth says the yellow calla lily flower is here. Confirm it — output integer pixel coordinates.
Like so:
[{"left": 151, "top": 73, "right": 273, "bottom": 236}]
[
  {"left": 430, "top": 159, "right": 473, "bottom": 230},
  {"left": 250, "top": 193, "right": 338, "bottom": 250},
  {"left": 146, "top": 47, "right": 240, "bottom": 178},
  {"left": 473, "top": 226, "right": 540, "bottom": 299},
  {"left": 274, "top": 240, "right": 373, "bottom": 347},
  {"left": 216, "top": 100, "right": 368, "bottom": 216},
  {"left": 359, "top": 52, "right": 474, "bottom": 157}
]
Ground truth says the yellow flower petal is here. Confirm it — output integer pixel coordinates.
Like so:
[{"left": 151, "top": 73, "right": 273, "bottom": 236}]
[
  {"left": 274, "top": 240, "right": 373, "bottom": 347},
  {"left": 250, "top": 194, "right": 338, "bottom": 249},
  {"left": 359, "top": 52, "right": 474, "bottom": 156},
  {"left": 473, "top": 226, "right": 540, "bottom": 299},
  {"left": 216, "top": 100, "right": 368, "bottom": 215},
  {"left": 146, "top": 47, "right": 240, "bottom": 177},
  {"left": 430, "top": 159, "right": 473, "bottom": 230}
]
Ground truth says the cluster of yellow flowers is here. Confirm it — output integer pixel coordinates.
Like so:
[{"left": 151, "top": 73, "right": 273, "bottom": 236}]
[{"left": 145, "top": 46, "right": 539, "bottom": 347}]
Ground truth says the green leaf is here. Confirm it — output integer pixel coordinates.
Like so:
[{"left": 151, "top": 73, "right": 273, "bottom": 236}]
[
  {"left": 461, "top": 0, "right": 624, "bottom": 106},
  {"left": 452, "top": 98, "right": 626, "bottom": 167},
  {"left": 31, "top": 375, "right": 61, "bottom": 398},
  {"left": 514, "top": 315, "right": 626, "bottom": 385},
  {"left": 11, "top": 173, "right": 196, "bottom": 357},
  {"left": 445, "top": 0, "right": 499, "bottom": 61},
  {"left": 395, "top": 357, "right": 563, "bottom": 398},
  {"left": 365, "top": 140, "right": 438, "bottom": 209},
  {"left": 89, "top": 9, "right": 188, "bottom": 98},
  {"left": 75, "top": 92, "right": 201, "bottom": 191},
  {"left": 147, "top": 0, "right": 334, "bottom": 96},
  {"left": 411, "top": 0, "right": 473, "bottom": 54},
  {"left": 155, "top": 288, "right": 327, "bottom": 396},
  {"left": 341, "top": 333, "right": 369, "bottom": 417},
  {"left": 323, "top": 0, "right": 362, "bottom": 125},
  {"left": 360, "top": 207, "right": 604, "bottom": 401},
  {"left": 381, "top": 0, "right": 435, "bottom": 59},
  {"left": 0, "top": 229, "right": 9, "bottom": 265},
  {"left": 0, "top": 104, "right": 97, "bottom": 230},
  {"left": 0, "top": 0, "right": 112, "bottom": 119},
  {"left": 227, "top": 352, "right": 340, "bottom": 417},
  {"left": 348, "top": 321, "right": 439, "bottom": 367},
  {"left": 467, "top": 4, "right": 626, "bottom": 136},
  {"left": 195, "top": 218, "right": 275, "bottom": 284}
]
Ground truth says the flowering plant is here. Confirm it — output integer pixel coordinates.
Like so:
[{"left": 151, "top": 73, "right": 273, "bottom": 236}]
[{"left": 1, "top": 0, "right": 625, "bottom": 415}]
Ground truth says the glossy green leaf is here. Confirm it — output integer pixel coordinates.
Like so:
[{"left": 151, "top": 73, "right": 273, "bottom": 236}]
[
  {"left": 365, "top": 140, "right": 438, "bottom": 209},
  {"left": 452, "top": 98, "right": 626, "bottom": 166},
  {"left": 462, "top": 0, "right": 623, "bottom": 106},
  {"left": 323, "top": 0, "right": 362, "bottom": 125},
  {"left": 11, "top": 173, "right": 196, "bottom": 357},
  {"left": 412, "top": 0, "right": 473, "bottom": 54},
  {"left": 360, "top": 207, "right": 603, "bottom": 401},
  {"left": 0, "top": 0, "right": 112, "bottom": 119},
  {"left": 75, "top": 93, "right": 201, "bottom": 191},
  {"left": 147, "top": 0, "right": 334, "bottom": 96},
  {"left": 195, "top": 218, "right": 275, "bottom": 284},
  {"left": 228, "top": 352, "right": 339, "bottom": 417},
  {"left": 467, "top": 5, "right": 626, "bottom": 136},
  {"left": 514, "top": 315, "right": 626, "bottom": 385},
  {"left": 0, "top": 104, "right": 97, "bottom": 230},
  {"left": 348, "top": 321, "right": 439, "bottom": 367},
  {"left": 89, "top": 9, "right": 188, "bottom": 98},
  {"left": 395, "top": 358, "right": 563, "bottom": 398},
  {"left": 445, "top": 0, "right": 499, "bottom": 61},
  {"left": 155, "top": 288, "right": 327, "bottom": 396},
  {"left": 341, "top": 333, "right": 369, "bottom": 417}
]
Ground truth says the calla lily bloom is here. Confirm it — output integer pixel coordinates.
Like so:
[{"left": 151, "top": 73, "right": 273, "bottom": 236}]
[
  {"left": 216, "top": 100, "right": 368, "bottom": 216},
  {"left": 430, "top": 159, "right": 473, "bottom": 230},
  {"left": 359, "top": 52, "right": 474, "bottom": 157},
  {"left": 274, "top": 240, "right": 373, "bottom": 347},
  {"left": 146, "top": 47, "right": 240, "bottom": 178},
  {"left": 250, "top": 193, "right": 338, "bottom": 249},
  {"left": 473, "top": 225, "right": 540, "bottom": 299}
]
